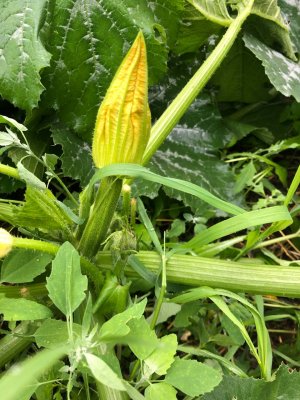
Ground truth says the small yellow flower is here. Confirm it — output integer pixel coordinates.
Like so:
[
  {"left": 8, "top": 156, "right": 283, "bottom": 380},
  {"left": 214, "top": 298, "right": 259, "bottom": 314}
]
[
  {"left": 0, "top": 228, "right": 13, "bottom": 258},
  {"left": 92, "top": 31, "right": 151, "bottom": 168}
]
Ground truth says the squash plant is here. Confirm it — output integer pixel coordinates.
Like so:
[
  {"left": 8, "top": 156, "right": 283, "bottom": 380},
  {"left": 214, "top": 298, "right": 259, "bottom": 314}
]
[{"left": 0, "top": 1, "right": 299, "bottom": 399}]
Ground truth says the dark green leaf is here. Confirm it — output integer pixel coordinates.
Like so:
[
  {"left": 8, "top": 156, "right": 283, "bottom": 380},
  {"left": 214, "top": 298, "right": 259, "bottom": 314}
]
[
  {"left": 202, "top": 365, "right": 300, "bottom": 400},
  {"left": 0, "top": 0, "right": 51, "bottom": 110},
  {"left": 40, "top": 0, "right": 183, "bottom": 139},
  {"left": 1, "top": 249, "right": 53, "bottom": 283},
  {"left": 0, "top": 297, "right": 52, "bottom": 321},
  {"left": 52, "top": 128, "right": 94, "bottom": 186},
  {"left": 46, "top": 242, "right": 88, "bottom": 316},
  {"left": 244, "top": 34, "right": 300, "bottom": 102},
  {"left": 279, "top": 0, "right": 300, "bottom": 53},
  {"left": 212, "top": 38, "right": 272, "bottom": 103},
  {"left": 165, "top": 358, "right": 222, "bottom": 397}
]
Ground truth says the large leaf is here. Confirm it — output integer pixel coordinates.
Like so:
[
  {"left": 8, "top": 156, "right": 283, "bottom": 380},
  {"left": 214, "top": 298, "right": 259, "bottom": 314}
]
[
  {"left": 244, "top": 34, "right": 300, "bottom": 102},
  {"left": 46, "top": 242, "right": 88, "bottom": 317},
  {"left": 211, "top": 38, "right": 272, "bottom": 102},
  {"left": 248, "top": 0, "right": 296, "bottom": 60},
  {"left": 202, "top": 364, "right": 300, "bottom": 400},
  {"left": 187, "top": 0, "right": 232, "bottom": 26},
  {"left": 174, "top": 3, "right": 222, "bottom": 55},
  {"left": 39, "top": 0, "right": 183, "bottom": 140},
  {"left": 279, "top": 0, "right": 300, "bottom": 53},
  {"left": 52, "top": 127, "right": 94, "bottom": 186},
  {"left": 0, "top": 0, "right": 51, "bottom": 110}
]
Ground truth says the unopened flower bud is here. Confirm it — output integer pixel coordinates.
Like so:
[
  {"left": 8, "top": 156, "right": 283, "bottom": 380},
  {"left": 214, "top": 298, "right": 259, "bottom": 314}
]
[
  {"left": 0, "top": 228, "right": 13, "bottom": 258},
  {"left": 92, "top": 31, "right": 151, "bottom": 168}
]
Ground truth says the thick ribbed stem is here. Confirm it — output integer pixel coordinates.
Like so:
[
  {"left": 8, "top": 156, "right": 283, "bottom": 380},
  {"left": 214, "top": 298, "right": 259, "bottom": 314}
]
[
  {"left": 78, "top": 178, "right": 122, "bottom": 258},
  {"left": 96, "top": 251, "right": 300, "bottom": 298}
]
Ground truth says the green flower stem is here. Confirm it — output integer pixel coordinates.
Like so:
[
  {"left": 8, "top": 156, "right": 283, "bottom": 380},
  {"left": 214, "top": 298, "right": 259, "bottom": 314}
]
[
  {"left": 79, "top": 177, "right": 123, "bottom": 258},
  {"left": 96, "top": 251, "right": 300, "bottom": 298},
  {"left": 0, "top": 163, "right": 20, "bottom": 180},
  {"left": 0, "top": 322, "right": 35, "bottom": 368},
  {"left": 12, "top": 237, "right": 101, "bottom": 288},
  {"left": 142, "top": 0, "right": 255, "bottom": 165}
]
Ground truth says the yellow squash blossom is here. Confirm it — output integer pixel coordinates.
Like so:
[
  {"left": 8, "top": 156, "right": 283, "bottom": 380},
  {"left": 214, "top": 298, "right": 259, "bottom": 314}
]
[
  {"left": 0, "top": 228, "right": 13, "bottom": 258},
  {"left": 92, "top": 31, "right": 151, "bottom": 168}
]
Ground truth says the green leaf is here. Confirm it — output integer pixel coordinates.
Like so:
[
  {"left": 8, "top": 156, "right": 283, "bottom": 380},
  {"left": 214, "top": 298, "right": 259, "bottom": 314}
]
[
  {"left": 46, "top": 242, "right": 88, "bottom": 316},
  {"left": 35, "top": 319, "right": 82, "bottom": 349},
  {"left": 0, "top": 1, "right": 51, "bottom": 110},
  {"left": 17, "top": 162, "right": 46, "bottom": 190},
  {"left": 174, "top": 4, "right": 222, "bottom": 54},
  {"left": 244, "top": 34, "right": 300, "bottom": 102},
  {"left": 0, "top": 115, "right": 27, "bottom": 132},
  {"left": 249, "top": 0, "right": 296, "bottom": 60},
  {"left": 186, "top": 205, "right": 291, "bottom": 249},
  {"left": 92, "top": 163, "right": 245, "bottom": 216},
  {"left": 279, "top": 0, "right": 300, "bottom": 53},
  {"left": 85, "top": 353, "right": 125, "bottom": 391},
  {"left": 124, "top": 318, "right": 159, "bottom": 360},
  {"left": 166, "top": 219, "right": 186, "bottom": 238},
  {"left": 212, "top": 38, "right": 272, "bottom": 103},
  {"left": 98, "top": 299, "right": 146, "bottom": 342},
  {"left": 1, "top": 249, "right": 53, "bottom": 283},
  {"left": 145, "top": 382, "right": 177, "bottom": 400},
  {"left": 13, "top": 186, "right": 73, "bottom": 236},
  {"left": 165, "top": 358, "right": 222, "bottom": 397},
  {"left": 0, "top": 297, "right": 52, "bottom": 321},
  {"left": 234, "top": 161, "right": 256, "bottom": 193},
  {"left": 0, "top": 347, "right": 67, "bottom": 400},
  {"left": 52, "top": 128, "right": 94, "bottom": 186},
  {"left": 144, "top": 334, "right": 177, "bottom": 377},
  {"left": 189, "top": 0, "right": 232, "bottom": 26},
  {"left": 39, "top": 0, "right": 183, "bottom": 139},
  {"left": 202, "top": 364, "right": 300, "bottom": 400}
]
